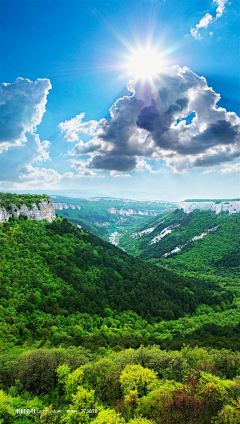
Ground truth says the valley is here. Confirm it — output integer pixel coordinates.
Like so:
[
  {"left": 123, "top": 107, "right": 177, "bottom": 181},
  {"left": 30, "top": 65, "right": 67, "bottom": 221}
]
[
  {"left": 51, "top": 195, "right": 176, "bottom": 245},
  {"left": 119, "top": 205, "right": 240, "bottom": 286},
  {"left": 0, "top": 193, "right": 240, "bottom": 424}
]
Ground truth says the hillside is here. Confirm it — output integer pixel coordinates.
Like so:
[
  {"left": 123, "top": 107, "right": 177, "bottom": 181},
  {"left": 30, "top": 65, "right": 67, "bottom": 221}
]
[
  {"left": 119, "top": 209, "right": 240, "bottom": 283},
  {"left": 0, "top": 216, "right": 235, "bottom": 351},
  {"left": 1, "top": 211, "right": 240, "bottom": 424}
]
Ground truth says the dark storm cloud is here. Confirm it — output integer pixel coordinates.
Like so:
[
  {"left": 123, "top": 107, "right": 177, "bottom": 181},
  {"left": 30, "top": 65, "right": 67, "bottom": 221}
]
[{"left": 88, "top": 154, "right": 138, "bottom": 172}]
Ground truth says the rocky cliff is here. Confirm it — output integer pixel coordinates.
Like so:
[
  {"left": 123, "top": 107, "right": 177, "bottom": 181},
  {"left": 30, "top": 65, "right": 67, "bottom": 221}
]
[
  {"left": 178, "top": 201, "right": 240, "bottom": 214},
  {"left": 0, "top": 197, "right": 56, "bottom": 224}
]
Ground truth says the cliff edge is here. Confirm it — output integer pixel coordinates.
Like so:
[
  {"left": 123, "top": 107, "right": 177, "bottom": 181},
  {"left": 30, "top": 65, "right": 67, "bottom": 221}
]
[{"left": 0, "top": 193, "right": 56, "bottom": 224}]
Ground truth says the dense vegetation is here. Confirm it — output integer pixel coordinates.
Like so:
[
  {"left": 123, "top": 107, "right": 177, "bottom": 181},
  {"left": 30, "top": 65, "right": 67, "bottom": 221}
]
[
  {"left": 1, "top": 217, "right": 235, "bottom": 352},
  {"left": 1, "top": 206, "right": 240, "bottom": 423},
  {"left": 0, "top": 193, "right": 49, "bottom": 209},
  {"left": 119, "top": 209, "right": 240, "bottom": 283},
  {"left": 2, "top": 345, "right": 240, "bottom": 423},
  {"left": 55, "top": 208, "right": 109, "bottom": 240}
]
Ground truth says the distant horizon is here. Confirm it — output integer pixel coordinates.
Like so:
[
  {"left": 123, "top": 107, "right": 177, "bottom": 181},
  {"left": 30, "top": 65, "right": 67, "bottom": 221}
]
[{"left": 0, "top": 188, "right": 239, "bottom": 205}]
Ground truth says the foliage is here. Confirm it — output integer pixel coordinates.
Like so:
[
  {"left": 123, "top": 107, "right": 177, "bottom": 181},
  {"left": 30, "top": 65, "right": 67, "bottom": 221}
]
[
  {"left": 0, "top": 217, "right": 233, "bottom": 351},
  {"left": 0, "top": 197, "right": 240, "bottom": 423},
  {"left": 120, "top": 365, "right": 158, "bottom": 396},
  {"left": 91, "top": 409, "right": 126, "bottom": 423},
  {"left": 1, "top": 346, "right": 240, "bottom": 423},
  {"left": 0, "top": 192, "right": 49, "bottom": 209},
  {"left": 0, "top": 390, "right": 15, "bottom": 424},
  {"left": 119, "top": 209, "right": 240, "bottom": 282}
]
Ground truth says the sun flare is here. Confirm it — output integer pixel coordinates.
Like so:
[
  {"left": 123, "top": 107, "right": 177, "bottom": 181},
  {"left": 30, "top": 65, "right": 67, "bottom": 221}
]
[{"left": 128, "top": 48, "right": 162, "bottom": 79}]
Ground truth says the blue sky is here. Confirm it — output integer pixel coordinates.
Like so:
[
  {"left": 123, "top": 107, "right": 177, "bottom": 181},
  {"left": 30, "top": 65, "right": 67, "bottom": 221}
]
[{"left": 0, "top": 0, "right": 239, "bottom": 200}]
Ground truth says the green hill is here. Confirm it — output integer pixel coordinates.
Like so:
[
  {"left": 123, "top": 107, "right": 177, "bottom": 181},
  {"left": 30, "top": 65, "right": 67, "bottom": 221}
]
[
  {"left": 0, "top": 216, "right": 235, "bottom": 351},
  {"left": 1, "top": 210, "right": 240, "bottom": 424},
  {"left": 119, "top": 209, "right": 240, "bottom": 283}
]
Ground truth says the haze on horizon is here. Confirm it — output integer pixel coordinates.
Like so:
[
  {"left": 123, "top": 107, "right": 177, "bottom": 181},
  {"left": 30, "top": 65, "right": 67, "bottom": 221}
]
[{"left": 0, "top": 0, "right": 239, "bottom": 200}]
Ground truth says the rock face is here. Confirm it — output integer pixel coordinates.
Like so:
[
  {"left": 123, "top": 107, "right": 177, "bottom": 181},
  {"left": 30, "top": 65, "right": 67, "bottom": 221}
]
[
  {"left": 178, "top": 201, "right": 240, "bottom": 214},
  {"left": 0, "top": 207, "right": 10, "bottom": 224},
  {"left": 0, "top": 199, "right": 56, "bottom": 224},
  {"left": 53, "top": 202, "right": 81, "bottom": 210}
]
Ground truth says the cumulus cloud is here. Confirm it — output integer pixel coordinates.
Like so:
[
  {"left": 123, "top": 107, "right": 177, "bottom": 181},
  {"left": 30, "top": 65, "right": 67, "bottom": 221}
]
[
  {"left": 0, "top": 77, "right": 52, "bottom": 152},
  {"left": 220, "top": 162, "right": 240, "bottom": 174},
  {"left": 60, "top": 65, "right": 240, "bottom": 174},
  {"left": 59, "top": 113, "right": 99, "bottom": 142},
  {"left": 191, "top": 0, "right": 228, "bottom": 39},
  {"left": 77, "top": 170, "right": 97, "bottom": 178},
  {"left": 191, "top": 14, "right": 213, "bottom": 39},
  {"left": 15, "top": 165, "right": 62, "bottom": 189},
  {"left": 214, "top": 0, "right": 228, "bottom": 18},
  {"left": 0, "top": 76, "right": 68, "bottom": 189},
  {"left": 35, "top": 135, "right": 51, "bottom": 162},
  {"left": 0, "top": 133, "right": 52, "bottom": 183}
]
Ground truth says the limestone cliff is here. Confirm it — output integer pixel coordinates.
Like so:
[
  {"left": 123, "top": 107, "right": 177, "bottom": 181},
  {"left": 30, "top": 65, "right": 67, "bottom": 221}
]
[
  {"left": 178, "top": 201, "right": 240, "bottom": 214},
  {"left": 0, "top": 197, "right": 56, "bottom": 224}
]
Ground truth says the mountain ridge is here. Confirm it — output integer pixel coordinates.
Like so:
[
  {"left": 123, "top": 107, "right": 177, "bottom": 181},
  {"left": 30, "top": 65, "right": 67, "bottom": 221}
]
[{"left": 119, "top": 209, "right": 240, "bottom": 282}]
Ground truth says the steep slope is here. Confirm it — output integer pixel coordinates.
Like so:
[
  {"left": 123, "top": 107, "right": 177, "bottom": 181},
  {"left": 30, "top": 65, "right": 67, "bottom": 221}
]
[
  {"left": 0, "top": 192, "right": 56, "bottom": 223},
  {"left": 119, "top": 209, "right": 240, "bottom": 281},
  {"left": 0, "top": 216, "right": 232, "bottom": 349}
]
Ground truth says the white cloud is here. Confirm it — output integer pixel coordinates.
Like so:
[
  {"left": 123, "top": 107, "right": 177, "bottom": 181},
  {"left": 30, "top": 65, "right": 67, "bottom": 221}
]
[
  {"left": 17, "top": 165, "right": 62, "bottom": 188},
  {"left": 0, "top": 77, "right": 51, "bottom": 152},
  {"left": 63, "top": 172, "right": 75, "bottom": 178},
  {"left": 0, "top": 77, "right": 66, "bottom": 190},
  {"left": 110, "top": 172, "right": 131, "bottom": 178},
  {"left": 60, "top": 65, "right": 240, "bottom": 174},
  {"left": 191, "top": 13, "right": 213, "bottom": 39},
  {"left": 220, "top": 162, "right": 240, "bottom": 173},
  {"left": 59, "top": 113, "right": 99, "bottom": 142},
  {"left": 77, "top": 170, "right": 97, "bottom": 178},
  {"left": 191, "top": 0, "right": 228, "bottom": 39},
  {"left": 0, "top": 133, "right": 52, "bottom": 183},
  {"left": 214, "top": 0, "right": 228, "bottom": 18},
  {"left": 35, "top": 135, "right": 51, "bottom": 162},
  {"left": 136, "top": 158, "right": 168, "bottom": 174},
  {"left": 202, "top": 168, "right": 216, "bottom": 174}
]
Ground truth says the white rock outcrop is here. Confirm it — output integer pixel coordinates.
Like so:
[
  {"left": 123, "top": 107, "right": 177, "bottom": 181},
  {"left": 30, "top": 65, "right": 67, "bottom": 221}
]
[
  {"left": 0, "top": 207, "right": 10, "bottom": 224},
  {"left": 0, "top": 199, "right": 56, "bottom": 224},
  {"left": 53, "top": 202, "right": 81, "bottom": 210},
  {"left": 178, "top": 201, "right": 240, "bottom": 214}
]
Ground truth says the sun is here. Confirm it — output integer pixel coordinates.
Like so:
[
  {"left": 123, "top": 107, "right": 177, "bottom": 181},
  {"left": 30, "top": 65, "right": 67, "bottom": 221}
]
[{"left": 128, "top": 48, "right": 162, "bottom": 79}]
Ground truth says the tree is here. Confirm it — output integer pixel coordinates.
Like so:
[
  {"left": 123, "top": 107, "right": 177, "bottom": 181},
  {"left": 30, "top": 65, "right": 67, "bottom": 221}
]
[
  {"left": 0, "top": 390, "right": 14, "bottom": 424},
  {"left": 91, "top": 409, "right": 126, "bottom": 424},
  {"left": 120, "top": 365, "right": 158, "bottom": 397}
]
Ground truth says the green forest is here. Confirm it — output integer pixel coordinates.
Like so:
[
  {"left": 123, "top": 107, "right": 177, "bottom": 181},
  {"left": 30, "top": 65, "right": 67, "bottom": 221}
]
[
  {"left": 119, "top": 209, "right": 240, "bottom": 284},
  {"left": 2, "top": 345, "right": 240, "bottom": 423},
  {"left": 0, "top": 198, "right": 240, "bottom": 423},
  {"left": 0, "top": 193, "right": 49, "bottom": 209}
]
